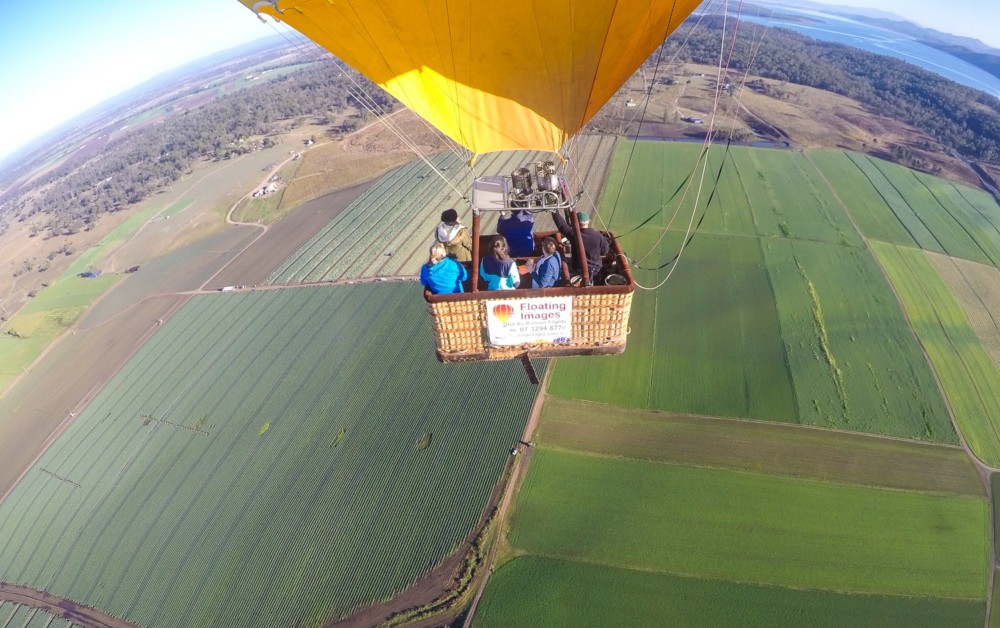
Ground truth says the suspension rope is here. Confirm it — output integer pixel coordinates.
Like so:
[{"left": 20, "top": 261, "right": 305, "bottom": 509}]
[
  {"left": 631, "top": 0, "right": 753, "bottom": 290},
  {"left": 260, "top": 17, "right": 474, "bottom": 203}
]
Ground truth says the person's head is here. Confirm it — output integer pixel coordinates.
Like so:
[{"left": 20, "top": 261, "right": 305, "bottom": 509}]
[
  {"left": 441, "top": 208, "right": 459, "bottom": 224},
  {"left": 577, "top": 211, "right": 591, "bottom": 228},
  {"left": 428, "top": 242, "right": 447, "bottom": 265},
  {"left": 540, "top": 237, "right": 557, "bottom": 256},
  {"left": 489, "top": 235, "right": 510, "bottom": 261}
]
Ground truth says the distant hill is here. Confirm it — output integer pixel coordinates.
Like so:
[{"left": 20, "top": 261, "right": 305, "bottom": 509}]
[
  {"left": 747, "top": 0, "right": 1000, "bottom": 82},
  {"left": 0, "top": 34, "right": 287, "bottom": 174}
]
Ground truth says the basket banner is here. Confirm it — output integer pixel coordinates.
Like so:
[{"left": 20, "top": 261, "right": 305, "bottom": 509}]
[{"left": 485, "top": 297, "right": 573, "bottom": 346}]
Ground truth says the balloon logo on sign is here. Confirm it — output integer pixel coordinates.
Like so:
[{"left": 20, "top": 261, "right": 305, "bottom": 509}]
[{"left": 492, "top": 303, "right": 514, "bottom": 323}]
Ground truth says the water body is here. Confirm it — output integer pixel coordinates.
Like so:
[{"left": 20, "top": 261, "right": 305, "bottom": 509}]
[{"left": 737, "top": 7, "right": 1000, "bottom": 98}]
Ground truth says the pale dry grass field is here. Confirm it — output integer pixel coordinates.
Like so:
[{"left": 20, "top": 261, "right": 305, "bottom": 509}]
[
  {"left": 927, "top": 251, "right": 1000, "bottom": 369},
  {"left": 279, "top": 110, "right": 452, "bottom": 212},
  {"left": 594, "top": 62, "right": 980, "bottom": 188}
]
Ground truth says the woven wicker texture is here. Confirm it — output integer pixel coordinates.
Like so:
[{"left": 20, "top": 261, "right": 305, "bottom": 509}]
[{"left": 428, "top": 292, "right": 632, "bottom": 362}]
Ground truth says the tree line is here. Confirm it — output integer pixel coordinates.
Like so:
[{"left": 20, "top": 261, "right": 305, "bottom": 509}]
[
  {"left": 6, "top": 24, "right": 1000, "bottom": 239},
  {"left": 2, "top": 59, "right": 394, "bottom": 238},
  {"left": 658, "top": 17, "right": 1000, "bottom": 162}
]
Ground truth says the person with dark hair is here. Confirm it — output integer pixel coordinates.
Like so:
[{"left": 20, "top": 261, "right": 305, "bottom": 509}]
[
  {"left": 526, "top": 237, "right": 562, "bottom": 288},
  {"left": 420, "top": 242, "right": 467, "bottom": 294},
  {"left": 552, "top": 210, "right": 608, "bottom": 284},
  {"left": 479, "top": 235, "right": 520, "bottom": 290},
  {"left": 434, "top": 208, "right": 472, "bottom": 261},
  {"left": 497, "top": 209, "right": 536, "bottom": 257}
]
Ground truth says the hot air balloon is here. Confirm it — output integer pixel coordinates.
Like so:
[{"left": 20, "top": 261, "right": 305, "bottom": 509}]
[{"left": 239, "top": 0, "right": 705, "bottom": 368}]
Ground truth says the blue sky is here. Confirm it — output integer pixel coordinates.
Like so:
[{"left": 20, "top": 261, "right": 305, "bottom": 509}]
[
  {"left": 2, "top": 0, "right": 998, "bottom": 163},
  {"left": 0, "top": 1, "right": 271, "bottom": 161}
]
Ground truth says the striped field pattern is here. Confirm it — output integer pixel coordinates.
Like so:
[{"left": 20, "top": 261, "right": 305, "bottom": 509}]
[
  {"left": 0, "top": 283, "right": 541, "bottom": 627},
  {"left": 264, "top": 135, "right": 619, "bottom": 284}
]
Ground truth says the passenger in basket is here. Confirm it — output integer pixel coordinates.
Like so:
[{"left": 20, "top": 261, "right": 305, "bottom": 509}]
[
  {"left": 480, "top": 235, "right": 520, "bottom": 290},
  {"left": 552, "top": 209, "right": 609, "bottom": 285},
  {"left": 434, "top": 208, "right": 472, "bottom": 262},
  {"left": 526, "top": 237, "right": 562, "bottom": 288},
  {"left": 420, "top": 242, "right": 468, "bottom": 294},
  {"left": 497, "top": 209, "right": 536, "bottom": 257}
]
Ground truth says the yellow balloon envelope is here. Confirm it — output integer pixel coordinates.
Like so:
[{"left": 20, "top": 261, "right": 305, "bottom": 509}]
[{"left": 240, "top": 0, "right": 704, "bottom": 154}]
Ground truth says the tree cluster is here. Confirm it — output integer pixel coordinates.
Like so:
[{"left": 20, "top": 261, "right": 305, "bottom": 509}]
[
  {"left": 658, "top": 18, "right": 1000, "bottom": 162},
  {"left": 2, "top": 61, "right": 394, "bottom": 237},
  {"left": 7, "top": 26, "right": 1000, "bottom": 237}
]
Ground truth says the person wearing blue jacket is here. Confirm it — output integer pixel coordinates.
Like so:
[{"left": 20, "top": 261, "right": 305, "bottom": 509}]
[
  {"left": 420, "top": 242, "right": 467, "bottom": 294},
  {"left": 528, "top": 237, "right": 562, "bottom": 288},
  {"left": 497, "top": 209, "right": 536, "bottom": 257},
  {"left": 479, "top": 235, "right": 520, "bottom": 290}
]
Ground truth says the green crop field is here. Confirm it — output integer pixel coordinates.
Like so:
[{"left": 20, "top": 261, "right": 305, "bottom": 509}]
[
  {"left": 550, "top": 231, "right": 799, "bottom": 421},
  {"left": 475, "top": 556, "right": 985, "bottom": 628},
  {"left": 476, "top": 142, "right": 1000, "bottom": 625},
  {"left": 874, "top": 241, "right": 1000, "bottom": 466},
  {"left": 537, "top": 398, "right": 982, "bottom": 495},
  {"left": 264, "top": 135, "right": 618, "bottom": 284},
  {"left": 549, "top": 142, "right": 961, "bottom": 442},
  {"left": 734, "top": 147, "right": 864, "bottom": 245},
  {"left": 0, "top": 274, "right": 121, "bottom": 388},
  {"left": 0, "top": 283, "right": 541, "bottom": 627},
  {"left": 62, "top": 203, "right": 165, "bottom": 279},
  {"left": 806, "top": 150, "right": 1000, "bottom": 265},
  {"left": 508, "top": 449, "right": 988, "bottom": 598},
  {"left": 763, "top": 237, "right": 953, "bottom": 438},
  {"left": 0, "top": 602, "right": 71, "bottom": 628}
]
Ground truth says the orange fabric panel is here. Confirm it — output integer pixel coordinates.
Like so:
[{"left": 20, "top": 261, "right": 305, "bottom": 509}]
[{"left": 241, "top": 0, "right": 703, "bottom": 153}]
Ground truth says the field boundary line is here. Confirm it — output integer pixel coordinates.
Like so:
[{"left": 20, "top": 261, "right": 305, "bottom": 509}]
[{"left": 463, "top": 363, "right": 552, "bottom": 627}]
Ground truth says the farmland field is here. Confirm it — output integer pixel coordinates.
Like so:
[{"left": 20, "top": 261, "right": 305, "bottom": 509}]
[
  {"left": 806, "top": 149, "right": 1000, "bottom": 265},
  {"left": 0, "top": 274, "right": 121, "bottom": 388},
  {"left": 474, "top": 556, "right": 985, "bottom": 628},
  {"left": 548, "top": 141, "right": 961, "bottom": 442},
  {"left": 0, "top": 602, "right": 72, "bottom": 628},
  {"left": 78, "top": 225, "right": 258, "bottom": 329},
  {"left": 537, "top": 398, "right": 982, "bottom": 495},
  {"left": 762, "top": 238, "right": 953, "bottom": 439},
  {"left": 928, "top": 253, "right": 1000, "bottom": 371},
  {"left": 508, "top": 448, "right": 988, "bottom": 598},
  {"left": 874, "top": 241, "right": 1000, "bottom": 466},
  {"left": 550, "top": 231, "right": 798, "bottom": 421},
  {"left": 0, "top": 283, "right": 541, "bottom": 626},
  {"left": 265, "top": 134, "right": 618, "bottom": 284}
]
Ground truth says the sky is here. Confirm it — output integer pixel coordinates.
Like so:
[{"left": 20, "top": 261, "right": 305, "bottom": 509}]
[
  {"left": 2, "top": 0, "right": 999, "bottom": 163},
  {"left": 802, "top": 0, "right": 1000, "bottom": 47},
  {"left": 0, "top": 1, "right": 272, "bottom": 162}
]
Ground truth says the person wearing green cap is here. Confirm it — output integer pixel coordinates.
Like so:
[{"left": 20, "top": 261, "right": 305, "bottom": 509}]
[{"left": 552, "top": 209, "right": 609, "bottom": 285}]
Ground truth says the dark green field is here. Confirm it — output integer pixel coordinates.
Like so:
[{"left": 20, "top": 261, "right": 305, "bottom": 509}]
[
  {"left": 550, "top": 142, "right": 958, "bottom": 442},
  {"left": 479, "top": 141, "right": 1000, "bottom": 626},
  {"left": 475, "top": 556, "right": 985, "bottom": 628},
  {"left": 509, "top": 448, "right": 987, "bottom": 598},
  {"left": 0, "top": 283, "right": 540, "bottom": 627},
  {"left": 537, "top": 398, "right": 982, "bottom": 495}
]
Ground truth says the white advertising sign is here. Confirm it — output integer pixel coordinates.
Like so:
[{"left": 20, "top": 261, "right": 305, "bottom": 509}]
[{"left": 485, "top": 297, "right": 573, "bottom": 346}]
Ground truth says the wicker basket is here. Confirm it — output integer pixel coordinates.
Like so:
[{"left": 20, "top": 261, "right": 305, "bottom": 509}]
[{"left": 425, "top": 285, "right": 633, "bottom": 362}]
